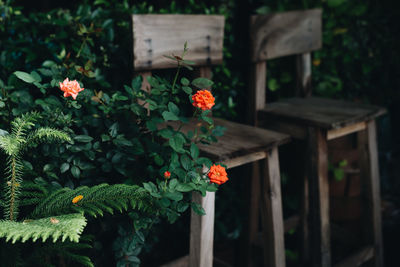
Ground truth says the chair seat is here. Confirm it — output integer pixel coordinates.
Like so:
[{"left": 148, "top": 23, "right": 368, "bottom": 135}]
[
  {"left": 167, "top": 118, "right": 290, "bottom": 164},
  {"left": 259, "top": 97, "right": 386, "bottom": 130}
]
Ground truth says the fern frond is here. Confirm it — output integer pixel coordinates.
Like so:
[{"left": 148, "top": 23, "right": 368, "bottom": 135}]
[
  {"left": 0, "top": 135, "right": 20, "bottom": 156},
  {"left": 31, "top": 184, "right": 155, "bottom": 219},
  {"left": 24, "top": 127, "right": 71, "bottom": 149},
  {"left": 0, "top": 213, "right": 87, "bottom": 243},
  {"left": 11, "top": 111, "right": 41, "bottom": 141}
]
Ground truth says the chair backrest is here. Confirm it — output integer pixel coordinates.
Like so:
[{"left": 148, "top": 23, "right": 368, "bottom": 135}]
[
  {"left": 248, "top": 9, "right": 322, "bottom": 123},
  {"left": 132, "top": 14, "right": 225, "bottom": 72}
]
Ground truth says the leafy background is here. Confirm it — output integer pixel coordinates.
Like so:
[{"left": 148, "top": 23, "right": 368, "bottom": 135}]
[{"left": 1, "top": 0, "right": 400, "bottom": 266}]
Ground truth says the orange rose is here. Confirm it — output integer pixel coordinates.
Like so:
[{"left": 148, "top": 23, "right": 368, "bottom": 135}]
[
  {"left": 72, "top": 195, "right": 83, "bottom": 204},
  {"left": 164, "top": 171, "right": 171, "bottom": 179},
  {"left": 207, "top": 164, "right": 228, "bottom": 185},
  {"left": 192, "top": 90, "right": 215, "bottom": 110},
  {"left": 59, "top": 78, "right": 84, "bottom": 100}
]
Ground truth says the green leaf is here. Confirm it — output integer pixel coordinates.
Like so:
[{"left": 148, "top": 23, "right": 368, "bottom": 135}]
[
  {"left": 181, "top": 77, "right": 190, "bottom": 86},
  {"left": 176, "top": 183, "right": 194, "bottom": 192},
  {"left": 168, "top": 102, "right": 179, "bottom": 116},
  {"left": 192, "top": 78, "right": 213, "bottom": 89},
  {"left": 71, "top": 166, "right": 81, "bottom": 179},
  {"left": 268, "top": 78, "right": 279, "bottom": 91},
  {"left": 327, "top": 0, "right": 347, "bottom": 7},
  {"left": 180, "top": 154, "right": 192, "bottom": 170},
  {"left": 190, "top": 143, "right": 199, "bottom": 159},
  {"left": 191, "top": 202, "right": 206, "bottom": 215},
  {"left": 13, "top": 71, "right": 36, "bottom": 83},
  {"left": 162, "top": 111, "right": 179, "bottom": 121},
  {"left": 164, "top": 191, "right": 183, "bottom": 201},
  {"left": 182, "top": 86, "right": 192, "bottom": 94},
  {"left": 0, "top": 213, "right": 87, "bottom": 243},
  {"left": 169, "top": 134, "right": 185, "bottom": 153},
  {"left": 74, "top": 135, "right": 93, "bottom": 143}
]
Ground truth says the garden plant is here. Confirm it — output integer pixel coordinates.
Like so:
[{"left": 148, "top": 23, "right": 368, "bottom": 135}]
[{"left": 0, "top": 30, "right": 228, "bottom": 266}]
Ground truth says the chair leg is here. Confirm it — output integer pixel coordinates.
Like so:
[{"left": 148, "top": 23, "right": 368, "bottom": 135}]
[
  {"left": 189, "top": 191, "right": 215, "bottom": 267},
  {"left": 308, "top": 128, "right": 331, "bottom": 267},
  {"left": 259, "top": 147, "right": 286, "bottom": 267},
  {"left": 242, "top": 162, "right": 261, "bottom": 267},
  {"left": 357, "top": 120, "right": 384, "bottom": 267}
]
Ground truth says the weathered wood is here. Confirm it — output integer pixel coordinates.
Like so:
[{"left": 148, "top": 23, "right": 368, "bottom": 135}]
[
  {"left": 250, "top": 9, "right": 322, "bottom": 62},
  {"left": 223, "top": 151, "right": 267, "bottom": 169},
  {"left": 308, "top": 128, "right": 331, "bottom": 267},
  {"left": 357, "top": 121, "right": 384, "bottom": 267},
  {"left": 327, "top": 122, "right": 367, "bottom": 140},
  {"left": 248, "top": 62, "right": 266, "bottom": 125},
  {"left": 258, "top": 117, "right": 307, "bottom": 140},
  {"left": 189, "top": 191, "right": 215, "bottom": 267},
  {"left": 259, "top": 147, "right": 286, "bottom": 267},
  {"left": 164, "top": 118, "right": 290, "bottom": 162},
  {"left": 296, "top": 53, "right": 312, "bottom": 97},
  {"left": 160, "top": 255, "right": 189, "bottom": 267},
  {"left": 243, "top": 162, "right": 262, "bottom": 267},
  {"left": 334, "top": 246, "right": 374, "bottom": 267},
  {"left": 260, "top": 97, "right": 386, "bottom": 130},
  {"left": 132, "top": 15, "right": 224, "bottom": 71}
]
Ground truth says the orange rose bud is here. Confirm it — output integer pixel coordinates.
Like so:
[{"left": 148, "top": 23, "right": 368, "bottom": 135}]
[
  {"left": 207, "top": 164, "right": 228, "bottom": 185},
  {"left": 72, "top": 195, "right": 83, "bottom": 204},
  {"left": 191, "top": 89, "right": 215, "bottom": 110},
  {"left": 59, "top": 78, "right": 84, "bottom": 100},
  {"left": 164, "top": 171, "right": 171, "bottom": 179}
]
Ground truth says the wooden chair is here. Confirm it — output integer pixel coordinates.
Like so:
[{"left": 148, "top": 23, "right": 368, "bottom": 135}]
[
  {"left": 132, "top": 14, "right": 290, "bottom": 267},
  {"left": 249, "top": 9, "right": 386, "bottom": 267}
]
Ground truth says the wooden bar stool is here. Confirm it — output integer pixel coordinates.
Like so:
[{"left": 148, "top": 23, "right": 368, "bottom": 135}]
[
  {"left": 248, "top": 9, "right": 386, "bottom": 267},
  {"left": 132, "top": 14, "right": 290, "bottom": 267}
]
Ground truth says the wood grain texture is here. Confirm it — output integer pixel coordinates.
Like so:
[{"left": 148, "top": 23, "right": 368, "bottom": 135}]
[
  {"left": 260, "top": 97, "right": 386, "bottom": 130},
  {"left": 334, "top": 246, "right": 374, "bottom": 267},
  {"left": 248, "top": 62, "right": 266, "bottom": 125},
  {"left": 296, "top": 53, "right": 312, "bottom": 97},
  {"left": 259, "top": 147, "right": 286, "bottom": 267},
  {"left": 327, "top": 121, "right": 366, "bottom": 140},
  {"left": 189, "top": 191, "right": 215, "bottom": 267},
  {"left": 132, "top": 15, "right": 224, "bottom": 71},
  {"left": 165, "top": 118, "right": 290, "bottom": 162},
  {"left": 357, "top": 121, "right": 384, "bottom": 267},
  {"left": 250, "top": 9, "right": 322, "bottom": 62},
  {"left": 258, "top": 118, "right": 307, "bottom": 140},
  {"left": 307, "top": 128, "right": 331, "bottom": 267},
  {"left": 160, "top": 255, "right": 189, "bottom": 267}
]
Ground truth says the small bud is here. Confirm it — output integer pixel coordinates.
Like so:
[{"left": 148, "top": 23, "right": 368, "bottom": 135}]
[{"left": 164, "top": 171, "right": 171, "bottom": 179}]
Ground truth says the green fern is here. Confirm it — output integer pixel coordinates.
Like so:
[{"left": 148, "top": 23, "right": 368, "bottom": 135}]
[
  {"left": 0, "top": 112, "right": 71, "bottom": 221},
  {"left": 31, "top": 183, "right": 155, "bottom": 219},
  {"left": 0, "top": 213, "right": 86, "bottom": 243}
]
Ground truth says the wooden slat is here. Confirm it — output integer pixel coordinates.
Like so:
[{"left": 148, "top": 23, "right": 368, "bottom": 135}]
[
  {"left": 260, "top": 97, "right": 386, "bottom": 130},
  {"left": 259, "top": 147, "right": 286, "bottom": 267},
  {"left": 327, "top": 122, "right": 367, "bottom": 140},
  {"left": 223, "top": 151, "right": 267, "bottom": 169},
  {"left": 160, "top": 255, "right": 189, "bottom": 267},
  {"left": 250, "top": 9, "right": 322, "bottom": 62},
  {"left": 165, "top": 118, "right": 290, "bottom": 162},
  {"left": 248, "top": 62, "right": 266, "bottom": 124},
  {"left": 357, "top": 121, "right": 384, "bottom": 267},
  {"left": 189, "top": 191, "right": 215, "bottom": 267},
  {"left": 308, "top": 128, "right": 331, "bottom": 267},
  {"left": 334, "top": 246, "right": 374, "bottom": 267},
  {"left": 258, "top": 117, "right": 307, "bottom": 140},
  {"left": 132, "top": 15, "right": 224, "bottom": 71},
  {"left": 296, "top": 53, "right": 312, "bottom": 97}
]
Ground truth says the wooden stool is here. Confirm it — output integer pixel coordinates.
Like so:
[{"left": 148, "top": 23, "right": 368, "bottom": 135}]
[
  {"left": 132, "top": 15, "right": 290, "bottom": 267},
  {"left": 249, "top": 9, "right": 386, "bottom": 267}
]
